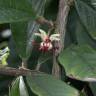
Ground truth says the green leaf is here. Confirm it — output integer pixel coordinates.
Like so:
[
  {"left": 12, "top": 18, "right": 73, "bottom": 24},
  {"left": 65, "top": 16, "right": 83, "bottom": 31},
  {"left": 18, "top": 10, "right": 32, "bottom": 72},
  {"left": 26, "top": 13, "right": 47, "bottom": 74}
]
[
  {"left": 9, "top": 77, "right": 20, "bottom": 96},
  {"left": 19, "top": 76, "right": 29, "bottom": 96},
  {"left": 8, "top": 38, "right": 21, "bottom": 67},
  {"left": 11, "top": 0, "right": 46, "bottom": 58},
  {"left": 58, "top": 45, "right": 96, "bottom": 81},
  {"left": 9, "top": 76, "right": 29, "bottom": 96},
  {"left": 11, "top": 21, "right": 28, "bottom": 58},
  {"left": 36, "top": 52, "right": 53, "bottom": 72},
  {"left": 0, "top": 76, "right": 13, "bottom": 96},
  {"left": 75, "top": 0, "right": 96, "bottom": 39},
  {"left": 0, "top": 0, "right": 35, "bottom": 23},
  {"left": 67, "top": 7, "right": 94, "bottom": 46},
  {"left": 38, "top": 52, "right": 52, "bottom": 66},
  {"left": 26, "top": 73, "right": 78, "bottom": 96},
  {"left": 30, "top": 0, "right": 46, "bottom": 14},
  {"left": 27, "top": 0, "right": 46, "bottom": 57},
  {"left": 75, "top": 15, "right": 95, "bottom": 45}
]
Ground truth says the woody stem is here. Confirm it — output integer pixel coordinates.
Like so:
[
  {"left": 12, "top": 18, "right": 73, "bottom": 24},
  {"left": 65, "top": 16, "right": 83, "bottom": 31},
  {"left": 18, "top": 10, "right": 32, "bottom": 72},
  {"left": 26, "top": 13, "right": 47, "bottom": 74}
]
[{"left": 52, "top": 0, "right": 73, "bottom": 79}]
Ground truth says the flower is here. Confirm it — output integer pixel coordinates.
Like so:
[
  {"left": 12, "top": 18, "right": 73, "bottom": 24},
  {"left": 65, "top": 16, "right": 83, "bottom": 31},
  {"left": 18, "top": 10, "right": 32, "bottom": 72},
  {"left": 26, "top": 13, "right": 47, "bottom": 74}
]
[
  {"left": 39, "top": 42, "right": 52, "bottom": 51},
  {"left": 34, "top": 29, "right": 60, "bottom": 51}
]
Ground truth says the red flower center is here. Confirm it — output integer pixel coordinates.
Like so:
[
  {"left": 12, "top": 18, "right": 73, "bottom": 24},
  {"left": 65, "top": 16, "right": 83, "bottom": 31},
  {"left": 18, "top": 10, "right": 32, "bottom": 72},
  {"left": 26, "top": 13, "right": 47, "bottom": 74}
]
[
  {"left": 39, "top": 42, "right": 50, "bottom": 52},
  {"left": 44, "top": 36, "right": 51, "bottom": 43}
]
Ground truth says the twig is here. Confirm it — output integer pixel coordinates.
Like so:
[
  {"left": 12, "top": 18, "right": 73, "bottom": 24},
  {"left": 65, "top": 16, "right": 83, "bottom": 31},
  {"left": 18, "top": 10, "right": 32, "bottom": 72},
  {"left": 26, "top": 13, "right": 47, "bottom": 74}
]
[
  {"left": 36, "top": 16, "right": 54, "bottom": 28},
  {"left": 0, "top": 67, "right": 42, "bottom": 76}
]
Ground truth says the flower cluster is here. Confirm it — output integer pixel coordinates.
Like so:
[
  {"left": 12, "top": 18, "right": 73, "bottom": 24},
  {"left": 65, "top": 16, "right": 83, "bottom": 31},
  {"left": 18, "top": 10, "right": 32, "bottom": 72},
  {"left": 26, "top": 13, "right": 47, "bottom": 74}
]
[{"left": 34, "top": 29, "right": 60, "bottom": 52}]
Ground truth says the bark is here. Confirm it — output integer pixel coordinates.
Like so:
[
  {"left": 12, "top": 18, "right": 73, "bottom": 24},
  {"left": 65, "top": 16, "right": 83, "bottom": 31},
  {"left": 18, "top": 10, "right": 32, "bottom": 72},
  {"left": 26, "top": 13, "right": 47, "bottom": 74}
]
[
  {"left": 0, "top": 67, "right": 42, "bottom": 76},
  {"left": 52, "top": 0, "right": 73, "bottom": 79}
]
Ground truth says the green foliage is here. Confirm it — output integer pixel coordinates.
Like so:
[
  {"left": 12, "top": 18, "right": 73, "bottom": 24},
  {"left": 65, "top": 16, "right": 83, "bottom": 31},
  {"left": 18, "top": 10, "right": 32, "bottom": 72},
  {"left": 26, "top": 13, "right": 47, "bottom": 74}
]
[
  {"left": 37, "top": 52, "right": 52, "bottom": 67},
  {"left": 0, "top": 0, "right": 35, "bottom": 23},
  {"left": 9, "top": 76, "right": 29, "bottom": 96},
  {"left": 9, "top": 77, "right": 20, "bottom": 96},
  {"left": 58, "top": 44, "right": 96, "bottom": 81},
  {"left": 10, "top": 74, "right": 78, "bottom": 96},
  {"left": 75, "top": 0, "right": 96, "bottom": 39},
  {"left": 26, "top": 74, "right": 78, "bottom": 96},
  {"left": 0, "top": 0, "right": 96, "bottom": 96},
  {"left": 10, "top": 0, "right": 46, "bottom": 58}
]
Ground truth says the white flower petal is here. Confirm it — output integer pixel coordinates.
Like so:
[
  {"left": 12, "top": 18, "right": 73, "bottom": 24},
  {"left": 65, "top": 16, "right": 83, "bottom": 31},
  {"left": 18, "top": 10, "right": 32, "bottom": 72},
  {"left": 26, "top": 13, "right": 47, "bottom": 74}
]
[
  {"left": 53, "top": 38, "right": 60, "bottom": 41},
  {"left": 34, "top": 33, "right": 41, "bottom": 37},
  {"left": 40, "top": 42, "right": 44, "bottom": 47},
  {"left": 50, "top": 34, "right": 60, "bottom": 41},
  {"left": 50, "top": 34, "right": 60, "bottom": 37},
  {"left": 39, "top": 29, "right": 47, "bottom": 40},
  {"left": 50, "top": 36, "right": 60, "bottom": 41},
  {"left": 48, "top": 43, "right": 53, "bottom": 50},
  {"left": 40, "top": 42, "right": 53, "bottom": 50}
]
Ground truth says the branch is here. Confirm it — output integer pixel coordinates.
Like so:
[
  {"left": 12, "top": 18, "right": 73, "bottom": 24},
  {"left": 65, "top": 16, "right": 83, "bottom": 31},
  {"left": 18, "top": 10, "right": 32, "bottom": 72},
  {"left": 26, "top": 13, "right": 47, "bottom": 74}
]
[
  {"left": 52, "top": 0, "right": 73, "bottom": 79},
  {"left": 36, "top": 16, "right": 54, "bottom": 28},
  {"left": 56, "top": 0, "right": 72, "bottom": 53},
  {"left": 0, "top": 67, "right": 42, "bottom": 76}
]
